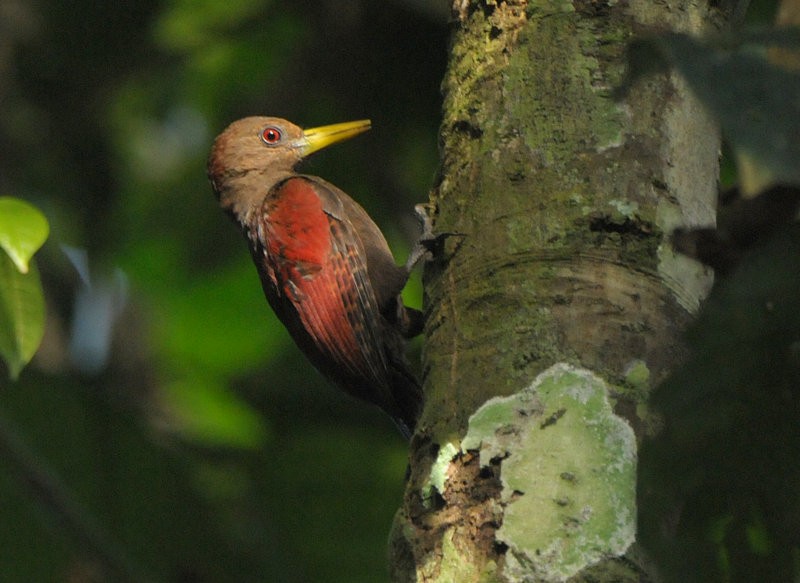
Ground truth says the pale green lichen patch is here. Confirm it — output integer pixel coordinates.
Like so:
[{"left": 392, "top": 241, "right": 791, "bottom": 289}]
[
  {"left": 422, "top": 442, "right": 460, "bottom": 508},
  {"left": 609, "top": 198, "right": 639, "bottom": 219},
  {"left": 623, "top": 359, "right": 650, "bottom": 390},
  {"left": 462, "top": 363, "right": 637, "bottom": 581},
  {"left": 461, "top": 390, "right": 543, "bottom": 467}
]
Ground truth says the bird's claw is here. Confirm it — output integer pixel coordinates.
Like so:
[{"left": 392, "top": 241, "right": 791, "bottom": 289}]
[
  {"left": 414, "top": 204, "right": 435, "bottom": 241},
  {"left": 403, "top": 204, "right": 436, "bottom": 272},
  {"left": 404, "top": 203, "right": 465, "bottom": 273}
]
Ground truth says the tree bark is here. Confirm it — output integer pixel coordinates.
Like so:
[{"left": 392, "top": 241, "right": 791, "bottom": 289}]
[{"left": 391, "top": 1, "right": 732, "bottom": 581}]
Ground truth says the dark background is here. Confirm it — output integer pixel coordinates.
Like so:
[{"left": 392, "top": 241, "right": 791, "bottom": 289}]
[
  {"left": 0, "top": 0, "right": 787, "bottom": 581},
  {"left": 0, "top": 1, "right": 448, "bottom": 581}
]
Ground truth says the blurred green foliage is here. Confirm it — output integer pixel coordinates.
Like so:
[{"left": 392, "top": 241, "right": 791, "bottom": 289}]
[
  {"left": 0, "top": 197, "right": 48, "bottom": 379},
  {"left": 625, "top": 28, "right": 800, "bottom": 196},
  {"left": 0, "top": 0, "right": 447, "bottom": 580},
  {"left": 5, "top": 0, "right": 796, "bottom": 581},
  {"left": 0, "top": 196, "right": 49, "bottom": 274},
  {"left": 632, "top": 16, "right": 800, "bottom": 583},
  {"left": 640, "top": 223, "right": 800, "bottom": 582}
]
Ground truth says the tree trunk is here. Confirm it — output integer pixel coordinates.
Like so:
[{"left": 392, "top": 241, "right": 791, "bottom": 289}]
[{"left": 391, "top": 1, "right": 732, "bottom": 581}]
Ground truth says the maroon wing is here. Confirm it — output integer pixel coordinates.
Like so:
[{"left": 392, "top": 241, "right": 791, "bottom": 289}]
[{"left": 257, "top": 176, "right": 395, "bottom": 409}]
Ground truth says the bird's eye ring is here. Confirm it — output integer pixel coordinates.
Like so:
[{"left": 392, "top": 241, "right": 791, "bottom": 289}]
[{"left": 261, "top": 127, "right": 282, "bottom": 145}]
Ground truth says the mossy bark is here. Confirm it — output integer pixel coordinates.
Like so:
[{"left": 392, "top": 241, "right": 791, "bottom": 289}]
[{"left": 391, "top": 1, "right": 731, "bottom": 582}]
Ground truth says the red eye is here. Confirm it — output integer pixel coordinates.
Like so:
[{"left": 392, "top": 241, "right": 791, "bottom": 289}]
[{"left": 261, "top": 127, "right": 282, "bottom": 144}]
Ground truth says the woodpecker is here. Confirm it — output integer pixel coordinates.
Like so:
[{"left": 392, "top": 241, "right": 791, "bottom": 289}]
[{"left": 208, "top": 117, "right": 424, "bottom": 438}]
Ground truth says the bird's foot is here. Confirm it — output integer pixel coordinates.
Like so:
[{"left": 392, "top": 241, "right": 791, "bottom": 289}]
[
  {"left": 404, "top": 203, "right": 465, "bottom": 273},
  {"left": 403, "top": 204, "right": 435, "bottom": 272}
]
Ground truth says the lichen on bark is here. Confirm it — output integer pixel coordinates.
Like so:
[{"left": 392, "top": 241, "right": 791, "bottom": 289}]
[
  {"left": 461, "top": 364, "right": 637, "bottom": 582},
  {"left": 396, "top": 0, "right": 732, "bottom": 580}
]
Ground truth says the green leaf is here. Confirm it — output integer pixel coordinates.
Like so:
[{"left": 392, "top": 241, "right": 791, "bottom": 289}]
[
  {"left": 0, "top": 253, "right": 45, "bottom": 379},
  {"left": 0, "top": 197, "right": 50, "bottom": 273},
  {"left": 624, "top": 30, "right": 800, "bottom": 195}
]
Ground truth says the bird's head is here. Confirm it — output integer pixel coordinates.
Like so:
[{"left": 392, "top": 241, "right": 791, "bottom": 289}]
[{"left": 208, "top": 116, "right": 371, "bottom": 218}]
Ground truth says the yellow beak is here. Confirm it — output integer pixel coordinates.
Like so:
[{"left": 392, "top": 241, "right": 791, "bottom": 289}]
[{"left": 300, "top": 119, "right": 371, "bottom": 157}]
